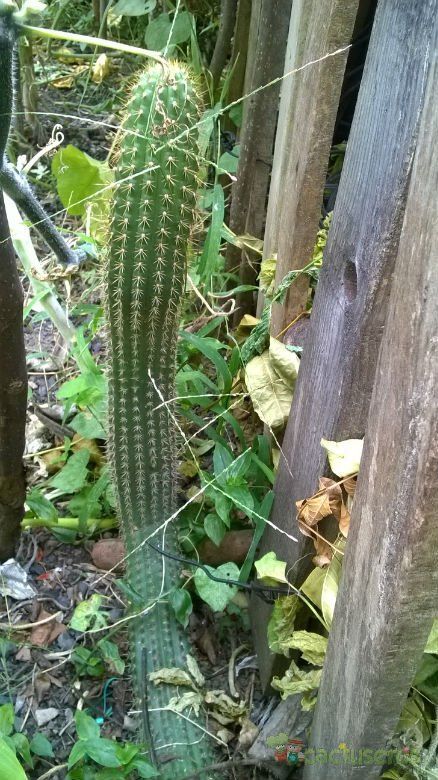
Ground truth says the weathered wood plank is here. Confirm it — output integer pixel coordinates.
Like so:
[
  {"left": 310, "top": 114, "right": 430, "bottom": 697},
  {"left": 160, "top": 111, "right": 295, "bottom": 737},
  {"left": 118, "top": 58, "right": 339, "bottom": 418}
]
[
  {"left": 269, "top": 0, "right": 359, "bottom": 335},
  {"left": 304, "top": 23, "right": 438, "bottom": 776},
  {"left": 252, "top": 0, "right": 438, "bottom": 690},
  {"left": 225, "top": 0, "right": 292, "bottom": 317},
  {"left": 255, "top": 0, "right": 312, "bottom": 317}
]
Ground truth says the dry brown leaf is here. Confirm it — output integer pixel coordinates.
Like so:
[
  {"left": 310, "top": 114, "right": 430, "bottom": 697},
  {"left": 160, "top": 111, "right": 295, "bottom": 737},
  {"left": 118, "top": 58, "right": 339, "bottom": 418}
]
[
  {"left": 319, "top": 477, "right": 342, "bottom": 520},
  {"left": 15, "top": 646, "right": 32, "bottom": 662},
  {"left": 51, "top": 66, "right": 88, "bottom": 89},
  {"left": 30, "top": 609, "right": 66, "bottom": 647},
  {"left": 339, "top": 502, "right": 351, "bottom": 537},
  {"left": 313, "top": 551, "right": 332, "bottom": 567},
  {"left": 312, "top": 530, "right": 333, "bottom": 565},
  {"left": 343, "top": 475, "right": 357, "bottom": 496},
  {"left": 296, "top": 491, "right": 331, "bottom": 527}
]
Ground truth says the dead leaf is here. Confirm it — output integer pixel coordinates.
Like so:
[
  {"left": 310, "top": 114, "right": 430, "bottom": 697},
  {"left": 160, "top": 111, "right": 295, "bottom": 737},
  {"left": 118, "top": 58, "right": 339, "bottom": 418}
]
[
  {"left": 205, "top": 690, "right": 247, "bottom": 724},
  {"left": 313, "top": 554, "right": 331, "bottom": 567},
  {"left": 216, "top": 727, "right": 235, "bottom": 744},
  {"left": 319, "top": 477, "right": 342, "bottom": 519},
  {"left": 34, "top": 673, "right": 51, "bottom": 704},
  {"left": 51, "top": 66, "right": 88, "bottom": 89},
  {"left": 195, "top": 627, "right": 217, "bottom": 665},
  {"left": 296, "top": 492, "right": 331, "bottom": 528},
  {"left": 339, "top": 502, "right": 351, "bottom": 537},
  {"left": 343, "top": 475, "right": 357, "bottom": 496},
  {"left": 15, "top": 646, "right": 31, "bottom": 662},
  {"left": 237, "top": 717, "right": 259, "bottom": 750},
  {"left": 91, "top": 53, "right": 111, "bottom": 84},
  {"left": 31, "top": 608, "right": 66, "bottom": 647},
  {"left": 311, "top": 528, "right": 334, "bottom": 566}
]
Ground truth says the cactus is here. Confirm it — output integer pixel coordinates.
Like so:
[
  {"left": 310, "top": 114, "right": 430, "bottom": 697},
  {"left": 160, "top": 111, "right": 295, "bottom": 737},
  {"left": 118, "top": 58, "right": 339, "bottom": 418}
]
[{"left": 105, "top": 63, "right": 216, "bottom": 777}]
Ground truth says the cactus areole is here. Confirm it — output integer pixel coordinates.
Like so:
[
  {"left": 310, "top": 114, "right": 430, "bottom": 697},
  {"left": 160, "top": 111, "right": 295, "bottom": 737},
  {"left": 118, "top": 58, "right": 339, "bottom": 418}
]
[{"left": 106, "top": 63, "right": 216, "bottom": 776}]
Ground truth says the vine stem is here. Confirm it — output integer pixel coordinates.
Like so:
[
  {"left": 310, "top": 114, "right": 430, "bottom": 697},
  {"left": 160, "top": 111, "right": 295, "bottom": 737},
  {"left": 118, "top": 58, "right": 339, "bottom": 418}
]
[{"left": 18, "top": 25, "right": 167, "bottom": 68}]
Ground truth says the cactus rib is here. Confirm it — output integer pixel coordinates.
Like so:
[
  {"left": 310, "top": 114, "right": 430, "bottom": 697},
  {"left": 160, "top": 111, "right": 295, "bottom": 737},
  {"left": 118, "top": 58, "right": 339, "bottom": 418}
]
[{"left": 105, "top": 63, "right": 216, "bottom": 778}]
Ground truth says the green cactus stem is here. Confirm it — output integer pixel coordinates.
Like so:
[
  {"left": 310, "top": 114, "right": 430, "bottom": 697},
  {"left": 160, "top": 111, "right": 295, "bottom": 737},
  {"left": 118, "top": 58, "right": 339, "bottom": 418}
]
[{"left": 105, "top": 63, "right": 216, "bottom": 777}]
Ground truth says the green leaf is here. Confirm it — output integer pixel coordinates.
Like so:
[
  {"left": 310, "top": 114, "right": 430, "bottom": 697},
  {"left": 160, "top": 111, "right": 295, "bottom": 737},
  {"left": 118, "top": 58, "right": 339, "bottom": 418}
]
[
  {"left": 68, "top": 739, "right": 89, "bottom": 768},
  {"left": 11, "top": 734, "right": 32, "bottom": 767},
  {"left": 112, "top": 0, "right": 155, "bottom": 16},
  {"left": 180, "top": 331, "right": 232, "bottom": 393},
  {"left": 71, "top": 647, "right": 105, "bottom": 678},
  {"left": 144, "top": 11, "right": 193, "bottom": 51},
  {"left": 228, "top": 104, "right": 242, "bottom": 128},
  {"left": 29, "top": 733, "right": 54, "bottom": 758},
  {"left": 321, "top": 546, "right": 344, "bottom": 628},
  {"left": 83, "top": 738, "right": 122, "bottom": 768},
  {"left": 271, "top": 660, "right": 322, "bottom": 700},
  {"left": 75, "top": 710, "right": 101, "bottom": 742},
  {"left": 267, "top": 595, "right": 300, "bottom": 655},
  {"left": 51, "top": 145, "right": 113, "bottom": 240},
  {"left": 255, "top": 551, "right": 288, "bottom": 586},
  {"left": 26, "top": 489, "right": 58, "bottom": 523},
  {"left": 226, "top": 448, "right": 252, "bottom": 484},
  {"left": 300, "top": 567, "right": 325, "bottom": 611},
  {"left": 414, "top": 654, "right": 438, "bottom": 703},
  {"left": 244, "top": 345, "right": 299, "bottom": 429},
  {"left": 169, "top": 589, "right": 192, "bottom": 629},
  {"left": 198, "top": 183, "right": 224, "bottom": 286},
  {"left": 425, "top": 619, "right": 438, "bottom": 653},
  {"left": 213, "top": 490, "right": 232, "bottom": 526},
  {"left": 218, "top": 148, "right": 239, "bottom": 174},
  {"left": 97, "top": 639, "right": 125, "bottom": 675},
  {"left": 114, "top": 743, "right": 138, "bottom": 765},
  {"left": 213, "top": 443, "right": 233, "bottom": 484},
  {"left": 320, "top": 438, "right": 363, "bottom": 477},
  {"left": 0, "top": 737, "right": 28, "bottom": 780},
  {"left": 50, "top": 449, "right": 90, "bottom": 494},
  {"left": 204, "top": 513, "right": 226, "bottom": 546},
  {"left": 285, "top": 630, "right": 328, "bottom": 666},
  {"left": 70, "top": 412, "right": 106, "bottom": 440},
  {"left": 194, "top": 563, "right": 239, "bottom": 612},
  {"left": 225, "top": 484, "right": 254, "bottom": 519},
  {"left": 128, "top": 756, "right": 159, "bottom": 777},
  {"left": 70, "top": 594, "right": 107, "bottom": 632},
  {"left": 0, "top": 705, "right": 14, "bottom": 738}
]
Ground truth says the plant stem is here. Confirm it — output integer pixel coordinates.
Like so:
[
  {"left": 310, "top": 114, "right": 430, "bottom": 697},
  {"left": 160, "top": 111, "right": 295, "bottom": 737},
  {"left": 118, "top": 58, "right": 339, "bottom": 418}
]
[{"left": 20, "top": 25, "right": 167, "bottom": 67}]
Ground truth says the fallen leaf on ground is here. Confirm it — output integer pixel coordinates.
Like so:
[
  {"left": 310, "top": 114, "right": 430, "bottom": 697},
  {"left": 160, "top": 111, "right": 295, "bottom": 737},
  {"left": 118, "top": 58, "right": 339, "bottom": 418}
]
[
  {"left": 91, "top": 53, "right": 111, "bottom": 84},
  {"left": 31, "top": 608, "right": 66, "bottom": 647},
  {"left": 237, "top": 718, "right": 259, "bottom": 750}
]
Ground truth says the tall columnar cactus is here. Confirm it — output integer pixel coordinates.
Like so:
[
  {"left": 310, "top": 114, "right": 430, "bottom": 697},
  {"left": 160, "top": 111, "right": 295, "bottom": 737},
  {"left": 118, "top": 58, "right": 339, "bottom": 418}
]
[{"left": 106, "top": 63, "right": 215, "bottom": 777}]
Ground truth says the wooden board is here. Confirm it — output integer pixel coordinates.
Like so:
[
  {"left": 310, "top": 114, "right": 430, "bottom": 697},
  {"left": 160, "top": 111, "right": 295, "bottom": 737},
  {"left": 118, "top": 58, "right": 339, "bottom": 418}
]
[
  {"left": 268, "top": 0, "right": 359, "bottom": 335},
  {"left": 225, "top": 0, "right": 292, "bottom": 317},
  {"left": 304, "top": 19, "right": 438, "bottom": 774},
  {"left": 251, "top": 0, "right": 438, "bottom": 690}
]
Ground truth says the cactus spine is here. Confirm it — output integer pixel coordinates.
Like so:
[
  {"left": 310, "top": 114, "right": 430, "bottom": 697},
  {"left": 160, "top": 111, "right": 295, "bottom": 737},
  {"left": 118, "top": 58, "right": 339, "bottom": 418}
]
[{"left": 106, "top": 63, "right": 215, "bottom": 777}]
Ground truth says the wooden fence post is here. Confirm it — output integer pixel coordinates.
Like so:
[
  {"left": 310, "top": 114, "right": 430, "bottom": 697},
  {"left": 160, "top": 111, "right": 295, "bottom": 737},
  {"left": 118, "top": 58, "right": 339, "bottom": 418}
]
[
  {"left": 304, "top": 27, "right": 438, "bottom": 776},
  {"left": 263, "top": 0, "right": 359, "bottom": 333},
  {"left": 225, "top": 0, "right": 292, "bottom": 317},
  {"left": 251, "top": 0, "right": 438, "bottom": 690}
]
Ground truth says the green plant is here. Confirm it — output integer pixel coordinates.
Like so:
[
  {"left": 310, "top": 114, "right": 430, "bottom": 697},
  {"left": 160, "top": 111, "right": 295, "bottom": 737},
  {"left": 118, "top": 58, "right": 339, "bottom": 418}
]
[
  {"left": 105, "top": 61, "right": 216, "bottom": 773},
  {"left": 0, "top": 703, "right": 54, "bottom": 774},
  {"left": 67, "top": 710, "right": 157, "bottom": 779}
]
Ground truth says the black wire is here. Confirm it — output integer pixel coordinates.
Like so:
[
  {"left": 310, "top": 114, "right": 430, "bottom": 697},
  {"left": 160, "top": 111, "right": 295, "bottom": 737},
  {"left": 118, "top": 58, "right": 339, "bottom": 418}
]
[{"left": 145, "top": 539, "right": 298, "bottom": 604}]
